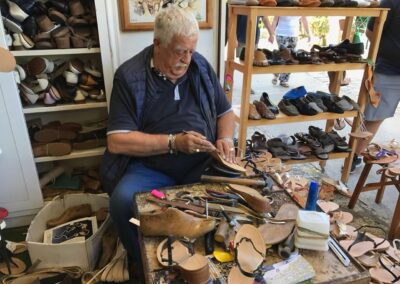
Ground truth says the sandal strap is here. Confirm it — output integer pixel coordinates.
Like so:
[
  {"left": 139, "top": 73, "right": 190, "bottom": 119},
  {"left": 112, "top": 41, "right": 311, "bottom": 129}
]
[{"left": 235, "top": 237, "right": 265, "bottom": 278}]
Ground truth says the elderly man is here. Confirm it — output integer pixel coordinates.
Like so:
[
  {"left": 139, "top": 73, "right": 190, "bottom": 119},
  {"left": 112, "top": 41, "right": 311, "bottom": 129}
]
[{"left": 101, "top": 6, "right": 235, "bottom": 265}]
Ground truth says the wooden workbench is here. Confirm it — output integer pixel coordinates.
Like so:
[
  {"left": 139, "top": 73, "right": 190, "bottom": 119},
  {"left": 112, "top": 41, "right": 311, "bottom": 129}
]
[{"left": 134, "top": 183, "right": 370, "bottom": 284}]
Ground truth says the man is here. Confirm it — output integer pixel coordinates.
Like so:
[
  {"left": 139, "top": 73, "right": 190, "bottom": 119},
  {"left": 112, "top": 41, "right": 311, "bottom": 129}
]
[
  {"left": 101, "top": 6, "right": 235, "bottom": 265},
  {"left": 351, "top": 0, "right": 400, "bottom": 172}
]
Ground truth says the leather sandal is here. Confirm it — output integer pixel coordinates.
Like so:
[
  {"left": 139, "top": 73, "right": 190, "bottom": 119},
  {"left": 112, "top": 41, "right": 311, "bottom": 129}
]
[
  {"left": 339, "top": 225, "right": 390, "bottom": 258},
  {"left": 258, "top": 203, "right": 298, "bottom": 245},
  {"left": 228, "top": 224, "right": 265, "bottom": 283}
]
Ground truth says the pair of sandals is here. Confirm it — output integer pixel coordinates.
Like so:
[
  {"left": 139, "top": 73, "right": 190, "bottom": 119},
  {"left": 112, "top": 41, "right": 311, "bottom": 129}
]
[{"left": 366, "top": 143, "right": 398, "bottom": 161}]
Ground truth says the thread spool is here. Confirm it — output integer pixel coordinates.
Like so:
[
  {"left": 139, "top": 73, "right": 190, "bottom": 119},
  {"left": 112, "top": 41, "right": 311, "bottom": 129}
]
[{"left": 305, "top": 180, "right": 319, "bottom": 211}]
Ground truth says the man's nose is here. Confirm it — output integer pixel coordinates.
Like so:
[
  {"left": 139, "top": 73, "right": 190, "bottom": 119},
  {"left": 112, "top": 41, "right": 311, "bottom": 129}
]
[{"left": 181, "top": 52, "right": 192, "bottom": 64}]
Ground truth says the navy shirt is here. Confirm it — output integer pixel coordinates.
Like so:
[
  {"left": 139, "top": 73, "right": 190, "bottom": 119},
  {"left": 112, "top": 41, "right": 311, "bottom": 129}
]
[
  {"left": 139, "top": 70, "right": 213, "bottom": 181},
  {"left": 367, "top": 0, "right": 400, "bottom": 75},
  {"left": 107, "top": 58, "right": 231, "bottom": 183},
  {"left": 237, "top": 16, "right": 261, "bottom": 45}
]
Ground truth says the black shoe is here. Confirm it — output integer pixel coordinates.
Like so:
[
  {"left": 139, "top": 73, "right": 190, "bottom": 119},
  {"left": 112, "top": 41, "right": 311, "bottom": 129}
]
[
  {"left": 320, "top": 96, "right": 345, "bottom": 114},
  {"left": 8, "top": 0, "right": 36, "bottom": 20},
  {"left": 290, "top": 98, "right": 318, "bottom": 116},
  {"left": 22, "top": 15, "right": 37, "bottom": 38},
  {"left": 260, "top": 92, "right": 279, "bottom": 114},
  {"left": 350, "top": 155, "right": 362, "bottom": 173}
]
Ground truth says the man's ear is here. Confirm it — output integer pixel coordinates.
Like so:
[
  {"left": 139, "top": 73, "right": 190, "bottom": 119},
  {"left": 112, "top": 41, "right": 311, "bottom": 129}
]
[{"left": 153, "top": 38, "right": 160, "bottom": 47}]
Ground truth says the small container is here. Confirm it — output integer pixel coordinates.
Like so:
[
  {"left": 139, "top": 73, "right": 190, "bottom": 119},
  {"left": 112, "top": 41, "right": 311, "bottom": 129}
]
[{"left": 305, "top": 180, "right": 319, "bottom": 211}]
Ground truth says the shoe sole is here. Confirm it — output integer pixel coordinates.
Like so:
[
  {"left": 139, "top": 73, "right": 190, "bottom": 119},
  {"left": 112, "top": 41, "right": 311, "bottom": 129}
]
[
  {"left": 34, "top": 128, "right": 77, "bottom": 143},
  {"left": 33, "top": 142, "right": 71, "bottom": 157}
]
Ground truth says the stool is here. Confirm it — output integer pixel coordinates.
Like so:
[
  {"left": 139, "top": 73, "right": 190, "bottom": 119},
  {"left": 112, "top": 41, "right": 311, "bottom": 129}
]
[{"left": 348, "top": 155, "right": 400, "bottom": 240}]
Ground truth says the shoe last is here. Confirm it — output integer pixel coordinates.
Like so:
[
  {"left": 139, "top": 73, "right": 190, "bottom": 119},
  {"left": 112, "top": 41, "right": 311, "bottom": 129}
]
[{"left": 140, "top": 207, "right": 216, "bottom": 239}]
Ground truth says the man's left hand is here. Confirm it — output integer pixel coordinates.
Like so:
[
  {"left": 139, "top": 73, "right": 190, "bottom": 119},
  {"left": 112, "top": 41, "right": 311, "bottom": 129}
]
[{"left": 215, "top": 138, "right": 236, "bottom": 164}]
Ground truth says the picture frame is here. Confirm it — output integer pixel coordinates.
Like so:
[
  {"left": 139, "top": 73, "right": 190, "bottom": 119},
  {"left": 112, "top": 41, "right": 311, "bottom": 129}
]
[{"left": 119, "top": 0, "right": 213, "bottom": 31}]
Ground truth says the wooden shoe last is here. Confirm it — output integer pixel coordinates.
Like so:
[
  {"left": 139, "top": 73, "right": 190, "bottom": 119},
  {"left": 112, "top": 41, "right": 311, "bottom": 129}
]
[{"left": 139, "top": 207, "right": 216, "bottom": 238}]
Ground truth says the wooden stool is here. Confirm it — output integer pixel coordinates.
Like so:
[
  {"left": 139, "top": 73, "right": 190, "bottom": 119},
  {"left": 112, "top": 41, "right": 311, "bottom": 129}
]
[{"left": 348, "top": 155, "right": 400, "bottom": 240}]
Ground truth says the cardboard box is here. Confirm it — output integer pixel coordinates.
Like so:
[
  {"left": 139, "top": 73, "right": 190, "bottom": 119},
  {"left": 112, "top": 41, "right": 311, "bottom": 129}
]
[{"left": 26, "top": 193, "right": 110, "bottom": 271}]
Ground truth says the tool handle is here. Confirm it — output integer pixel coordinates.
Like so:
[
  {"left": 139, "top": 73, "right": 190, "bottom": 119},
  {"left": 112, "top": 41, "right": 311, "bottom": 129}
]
[{"left": 201, "top": 175, "right": 265, "bottom": 186}]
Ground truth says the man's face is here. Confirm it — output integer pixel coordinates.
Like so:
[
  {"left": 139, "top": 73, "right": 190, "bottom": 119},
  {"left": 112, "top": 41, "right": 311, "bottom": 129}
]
[{"left": 154, "top": 34, "right": 198, "bottom": 81}]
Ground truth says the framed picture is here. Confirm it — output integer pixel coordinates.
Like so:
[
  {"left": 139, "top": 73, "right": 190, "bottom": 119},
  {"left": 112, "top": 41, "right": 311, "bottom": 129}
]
[{"left": 119, "top": 0, "right": 213, "bottom": 31}]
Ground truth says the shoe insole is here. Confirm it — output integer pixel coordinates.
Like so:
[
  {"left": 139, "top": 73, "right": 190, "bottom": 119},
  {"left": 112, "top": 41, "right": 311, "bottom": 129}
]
[
  {"left": 317, "top": 200, "right": 339, "bottom": 213},
  {"left": 156, "top": 238, "right": 191, "bottom": 267},
  {"left": 210, "top": 151, "right": 246, "bottom": 173},
  {"left": 339, "top": 239, "right": 375, "bottom": 258},
  {"left": 227, "top": 266, "right": 254, "bottom": 284},
  {"left": 234, "top": 224, "right": 265, "bottom": 275},
  {"left": 258, "top": 204, "right": 298, "bottom": 245},
  {"left": 228, "top": 184, "right": 271, "bottom": 213},
  {"left": 330, "top": 211, "right": 353, "bottom": 224},
  {"left": 357, "top": 252, "right": 379, "bottom": 268},
  {"left": 369, "top": 267, "right": 400, "bottom": 284}
]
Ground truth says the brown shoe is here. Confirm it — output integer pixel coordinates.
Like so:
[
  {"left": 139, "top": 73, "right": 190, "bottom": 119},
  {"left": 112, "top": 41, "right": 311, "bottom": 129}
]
[
  {"left": 46, "top": 203, "right": 93, "bottom": 228},
  {"left": 248, "top": 103, "right": 261, "bottom": 120},
  {"left": 36, "top": 15, "right": 55, "bottom": 33},
  {"left": 69, "top": 0, "right": 85, "bottom": 16},
  {"left": 32, "top": 142, "right": 72, "bottom": 157},
  {"left": 140, "top": 207, "right": 216, "bottom": 238},
  {"left": 253, "top": 100, "right": 275, "bottom": 119},
  {"left": 34, "top": 128, "right": 77, "bottom": 143}
]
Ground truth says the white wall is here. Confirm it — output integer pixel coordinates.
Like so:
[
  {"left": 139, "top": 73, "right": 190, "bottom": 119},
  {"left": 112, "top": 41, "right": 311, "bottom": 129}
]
[{"left": 105, "top": 1, "right": 221, "bottom": 73}]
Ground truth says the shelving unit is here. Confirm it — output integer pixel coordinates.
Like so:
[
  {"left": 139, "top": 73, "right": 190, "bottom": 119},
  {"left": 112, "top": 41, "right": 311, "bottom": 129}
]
[
  {"left": 11, "top": 47, "right": 101, "bottom": 57},
  {"left": 0, "top": 0, "right": 113, "bottom": 226},
  {"left": 225, "top": 5, "right": 388, "bottom": 182}
]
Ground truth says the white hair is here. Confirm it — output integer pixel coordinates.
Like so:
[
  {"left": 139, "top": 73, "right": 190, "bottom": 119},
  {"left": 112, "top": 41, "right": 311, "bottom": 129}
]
[{"left": 154, "top": 6, "right": 199, "bottom": 46}]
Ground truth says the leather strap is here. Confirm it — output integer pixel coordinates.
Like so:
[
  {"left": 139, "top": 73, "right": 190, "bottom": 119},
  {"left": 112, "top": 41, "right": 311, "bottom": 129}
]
[{"left": 146, "top": 197, "right": 205, "bottom": 214}]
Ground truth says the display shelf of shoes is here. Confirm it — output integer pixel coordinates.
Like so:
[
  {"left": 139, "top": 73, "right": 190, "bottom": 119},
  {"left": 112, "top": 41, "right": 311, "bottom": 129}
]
[
  {"left": 34, "top": 146, "right": 106, "bottom": 163},
  {"left": 14, "top": 0, "right": 112, "bottom": 163},
  {"left": 225, "top": 5, "right": 389, "bottom": 182}
]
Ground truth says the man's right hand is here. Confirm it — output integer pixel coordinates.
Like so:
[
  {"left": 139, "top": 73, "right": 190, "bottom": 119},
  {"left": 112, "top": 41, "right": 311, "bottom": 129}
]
[{"left": 175, "top": 131, "right": 216, "bottom": 154}]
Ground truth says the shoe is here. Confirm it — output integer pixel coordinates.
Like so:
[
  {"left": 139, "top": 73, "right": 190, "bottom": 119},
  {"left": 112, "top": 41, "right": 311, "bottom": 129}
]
[
  {"left": 25, "top": 57, "right": 55, "bottom": 76},
  {"left": 320, "top": 96, "right": 344, "bottom": 114},
  {"left": 331, "top": 95, "right": 353, "bottom": 111},
  {"left": 0, "top": 1, "right": 22, "bottom": 33},
  {"left": 22, "top": 15, "right": 37, "bottom": 38},
  {"left": 140, "top": 207, "right": 216, "bottom": 238},
  {"left": 305, "top": 93, "right": 328, "bottom": 112},
  {"left": 47, "top": 0, "right": 69, "bottom": 14},
  {"left": 253, "top": 100, "right": 276, "bottom": 119},
  {"left": 7, "top": 0, "right": 35, "bottom": 22},
  {"left": 248, "top": 103, "right": 261, "bottom": 120},
  {"left": 350, "top": 155, "right": 362, "bottom": 173},
  {"left": 260, "top": 92, "right": 279, "bottom": 114},
  {"left": 290, "top": 98, "right": 318, "bottom": 116},
  {"left": 46, "top": 203, "right": 93, "bottom": 228},
  {"left": 278, "top": 99, "right": 299, "bottom": 116}
]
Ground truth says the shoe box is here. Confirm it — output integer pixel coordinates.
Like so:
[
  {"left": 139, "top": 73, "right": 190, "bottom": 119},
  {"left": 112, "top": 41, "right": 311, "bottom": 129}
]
[{"left": 26, "top": 193, "right": 111, "bottom": 271}]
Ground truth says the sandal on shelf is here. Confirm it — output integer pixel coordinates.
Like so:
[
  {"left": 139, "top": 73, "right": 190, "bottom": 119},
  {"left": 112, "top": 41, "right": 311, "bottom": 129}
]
[
  {"left": 266, "top": 138, "right": 292, "bottom": 161},
  {"left": 295, "top": 132, "right": 329, "bottom": 160},
  {"left": 339, "top": 225, "right": 389, "bottom": 258},
  {"left": 251, "top": 131, "right": 269, "bottom": 152},
  {"left": 227, "top": 224, "right": 266, "bottom": 283},
  {"left": 308, "top": 126, "right": 335, "bottom": 153},
  {"left": 258, "top": 203, "right": 299, "bottom": 245}
]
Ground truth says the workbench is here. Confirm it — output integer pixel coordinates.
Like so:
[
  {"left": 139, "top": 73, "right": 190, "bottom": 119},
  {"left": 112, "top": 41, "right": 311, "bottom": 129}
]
[{"left": 133, "top": 183, "right": 370, "bottom": 284}]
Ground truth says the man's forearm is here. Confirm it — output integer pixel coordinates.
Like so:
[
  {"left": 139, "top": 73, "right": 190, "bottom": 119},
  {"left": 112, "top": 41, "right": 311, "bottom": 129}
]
[
  {"left": 107, "top": 131, "right": 168, "bottom": 156},
  {"left": 216, "top": 111, "right": 235, "bottom": 141}
]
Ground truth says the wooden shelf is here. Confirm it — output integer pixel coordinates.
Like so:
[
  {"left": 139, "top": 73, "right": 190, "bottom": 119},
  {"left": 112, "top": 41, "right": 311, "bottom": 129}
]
[
  {"left": 284, "top": 152, "right": 350, "bottom": 165},
  {"left": 229, "top": 60, "right": 366, "bottom": 74},
  {"left": 233, "top": 109, "right": 358, "bottom": 126},
  {"left": 12, "top": 48, "right": 101, "bottom": 57},
  {"left": 23, "top": 101, "right": 107, "bottom": 114},
  {"left": 230, "top": 6, "right": 389, "bottom": 17},
  {"left": 34, "top": 147, "right": 106, "bottom": 163}
]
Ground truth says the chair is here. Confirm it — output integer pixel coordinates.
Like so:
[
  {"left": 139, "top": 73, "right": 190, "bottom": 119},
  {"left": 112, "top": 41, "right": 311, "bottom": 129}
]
[{"left": 348, "top": 154, "right": 400, "bottom": 240}]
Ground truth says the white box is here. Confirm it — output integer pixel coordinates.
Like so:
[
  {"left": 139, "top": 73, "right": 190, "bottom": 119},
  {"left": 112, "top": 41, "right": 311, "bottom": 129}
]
[{"left": 26, "top": 193, "right": 110, "bottom": 271}]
